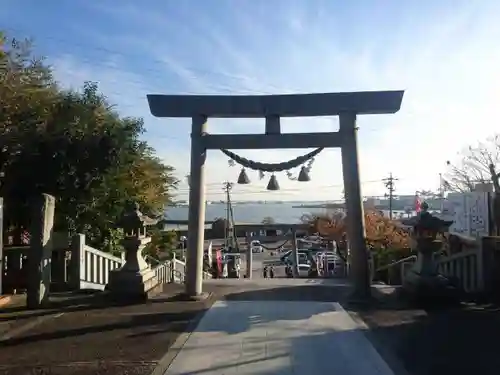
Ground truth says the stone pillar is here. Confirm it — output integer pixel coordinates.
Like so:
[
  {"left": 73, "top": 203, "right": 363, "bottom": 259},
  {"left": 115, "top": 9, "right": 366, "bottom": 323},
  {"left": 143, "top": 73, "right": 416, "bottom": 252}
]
[
  {"left": 246, "top": 232, "right": 252, "bottom": 279},
  {"left": 339, "top": 113, "right": 371, "bottom": 300},
  {"left": 186, "top": 115, "right": 208, "bottom": 297},
  {"left": 291, "top": 229, "right": 299, "bottom": 277},
  {"left": 27, "top": 194, "right": 55, "bottom": 309}
]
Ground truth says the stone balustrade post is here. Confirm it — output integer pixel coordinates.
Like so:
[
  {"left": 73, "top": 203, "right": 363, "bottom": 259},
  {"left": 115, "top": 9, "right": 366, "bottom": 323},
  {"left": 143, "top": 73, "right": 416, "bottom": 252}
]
[
  {"left": 69, "top": 234, "right": 85, "bottom": 290},
  {"left": 170, "top": 253, "right": 176, "bottom": 282}
]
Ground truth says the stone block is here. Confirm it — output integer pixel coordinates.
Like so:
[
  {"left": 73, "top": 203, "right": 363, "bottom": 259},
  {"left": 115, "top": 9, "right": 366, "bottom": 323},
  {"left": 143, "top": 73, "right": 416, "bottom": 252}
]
[{"left": 106, "top": 268, "right": 158, "bottom": 302}]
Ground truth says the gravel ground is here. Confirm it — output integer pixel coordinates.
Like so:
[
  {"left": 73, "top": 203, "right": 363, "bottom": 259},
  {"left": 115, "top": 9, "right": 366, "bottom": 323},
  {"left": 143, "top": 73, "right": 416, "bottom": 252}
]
[{"left": 0, "top": 285, "right": 215, "bottom": 375}]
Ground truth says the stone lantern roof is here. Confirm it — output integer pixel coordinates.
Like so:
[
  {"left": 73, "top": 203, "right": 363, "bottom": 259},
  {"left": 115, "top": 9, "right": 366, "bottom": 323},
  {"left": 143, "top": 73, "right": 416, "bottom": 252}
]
[
  {"left": 401, "top": 202, "right": 453, "bottom": 234},
  {"left": 117, "top": 201, "right": 159, "bottom": 234}
]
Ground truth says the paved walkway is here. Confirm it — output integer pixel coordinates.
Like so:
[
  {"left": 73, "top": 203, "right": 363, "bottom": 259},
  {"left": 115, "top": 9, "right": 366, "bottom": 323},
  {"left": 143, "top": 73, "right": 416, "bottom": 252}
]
[
  {"left": 162, "top": 298, "right": 394, "bottom": 374},
  {"left": 8, "top": 278, "right": 495, "bottom": 375}
]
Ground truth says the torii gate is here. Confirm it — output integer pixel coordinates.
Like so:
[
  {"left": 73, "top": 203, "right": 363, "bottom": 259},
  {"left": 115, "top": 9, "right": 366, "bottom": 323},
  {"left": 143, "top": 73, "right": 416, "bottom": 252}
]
[{"left": 147, "top": 90, "right": 404, "bottom": 300}]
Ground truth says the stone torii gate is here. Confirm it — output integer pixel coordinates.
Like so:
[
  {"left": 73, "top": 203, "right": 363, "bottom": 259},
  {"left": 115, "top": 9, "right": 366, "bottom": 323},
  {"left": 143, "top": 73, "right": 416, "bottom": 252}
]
[{"left": 147, "top": 90, "right": 404, "bottom": 299}]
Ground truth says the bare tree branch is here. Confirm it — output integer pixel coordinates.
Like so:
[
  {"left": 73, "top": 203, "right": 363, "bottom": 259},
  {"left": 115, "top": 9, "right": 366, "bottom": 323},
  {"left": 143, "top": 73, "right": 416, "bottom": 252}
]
[{"left": 445, "top": 135, "right": 500, "bottom": 192}]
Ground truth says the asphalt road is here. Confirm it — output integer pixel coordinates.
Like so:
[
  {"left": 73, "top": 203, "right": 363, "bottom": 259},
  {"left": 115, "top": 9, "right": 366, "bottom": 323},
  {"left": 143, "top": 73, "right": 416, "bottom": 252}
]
[
  {"left": 204, "top": 239, "right": 290, "bottom": 278},
  {"left": 240, "top": 243, "right": 289, "bottom": 279}
]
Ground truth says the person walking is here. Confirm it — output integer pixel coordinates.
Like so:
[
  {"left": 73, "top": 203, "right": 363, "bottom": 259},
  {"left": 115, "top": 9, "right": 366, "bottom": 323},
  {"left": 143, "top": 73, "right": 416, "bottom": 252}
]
[
  {"left": 263, "top": 266, "right": 268, "bottom": 278},
  {"left": 269, "top": 266, "right": 275, "bottom": 279}
]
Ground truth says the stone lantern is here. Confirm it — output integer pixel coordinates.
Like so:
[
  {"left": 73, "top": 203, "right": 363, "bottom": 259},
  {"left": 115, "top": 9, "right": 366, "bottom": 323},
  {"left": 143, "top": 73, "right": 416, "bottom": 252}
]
[
  {"left": 401, "top": 202, "right": 458, "bottom": 303},
  {"left": 107, "top": 201, "right": 159, "bottom": 301}
]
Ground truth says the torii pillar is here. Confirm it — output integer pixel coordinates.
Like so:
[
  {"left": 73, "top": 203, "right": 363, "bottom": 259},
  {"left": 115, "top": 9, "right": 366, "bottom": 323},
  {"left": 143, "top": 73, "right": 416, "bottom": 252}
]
[{"left": 148, "top": 90, "right": 404, "bottom": 300}]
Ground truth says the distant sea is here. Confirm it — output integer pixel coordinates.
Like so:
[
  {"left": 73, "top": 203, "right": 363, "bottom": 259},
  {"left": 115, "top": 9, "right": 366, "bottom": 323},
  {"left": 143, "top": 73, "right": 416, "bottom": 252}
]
[
  {"left": 164, "top": 202, "right": 412, "bottom": 224},
  {"left": 165, "top": 202, "right": 311, "bottom": 224}
]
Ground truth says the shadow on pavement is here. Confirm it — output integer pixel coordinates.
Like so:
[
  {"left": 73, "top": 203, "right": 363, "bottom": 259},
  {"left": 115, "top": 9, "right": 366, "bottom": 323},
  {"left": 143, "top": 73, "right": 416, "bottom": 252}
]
[
  {"left": 0, "top": 308, "right": 208, "bottom": 345},
  {"left": 192, "top": 301, "right": 336, "bottom": 335},
  {"left": 223, "top": 284, "right": 351, "bottom": 302},
  {"left": 351, "top": 290, "right": 500, "bottom": 375},
  {"left": 0, "top": 284, "right": 190, "bottom": 322},
  {"left": 191, "top": 285, "right": 500, "bottom": 375}
]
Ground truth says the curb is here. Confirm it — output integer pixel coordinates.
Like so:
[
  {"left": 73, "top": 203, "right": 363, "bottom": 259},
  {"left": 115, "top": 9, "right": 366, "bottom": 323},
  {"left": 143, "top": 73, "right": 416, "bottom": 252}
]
[
  {"left": 0, "top": 296, "right": 12, "bottom": 308},
  {"left": 150, "top": 292, "right": 215, "bottom": 375}
]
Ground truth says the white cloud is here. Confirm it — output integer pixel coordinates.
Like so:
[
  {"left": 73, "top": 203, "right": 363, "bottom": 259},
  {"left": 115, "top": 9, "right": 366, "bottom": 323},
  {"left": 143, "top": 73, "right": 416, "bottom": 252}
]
[{"left": 48, "top": 1, "right": 500, "bottom": 201}]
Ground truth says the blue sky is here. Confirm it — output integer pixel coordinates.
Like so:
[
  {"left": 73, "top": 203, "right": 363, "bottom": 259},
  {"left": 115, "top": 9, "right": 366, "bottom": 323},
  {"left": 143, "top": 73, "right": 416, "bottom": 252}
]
[{"left": 3, "top": 0, "right": 500, "bottom": 201}]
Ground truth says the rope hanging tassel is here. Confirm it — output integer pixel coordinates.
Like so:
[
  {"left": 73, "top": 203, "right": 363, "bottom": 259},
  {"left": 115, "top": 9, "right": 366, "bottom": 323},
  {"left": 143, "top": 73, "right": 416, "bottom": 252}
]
[{"left": 220, "top": 148, "right": 324, "bottom": 172}]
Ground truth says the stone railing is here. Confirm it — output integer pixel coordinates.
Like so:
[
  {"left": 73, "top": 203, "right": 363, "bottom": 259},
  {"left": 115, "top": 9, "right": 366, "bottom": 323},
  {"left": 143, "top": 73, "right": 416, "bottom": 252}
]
[
  {"left": 378, "top": 234, "right": 500, "bottom": 296},
  {"left": 70, "top": 234, "right": 125, "bottom": 291},
  {"left": 149, "top": 256, "right": 212, "bottom": 284},
  {"left": 436, "top": 249, "right": 483, "bottom": 293},
  {"left": 172, "top": 257, "right": 186, "bottom": 282},
  {"left": 445, "top": 231, "right": 480, "bottom": 254},
  {"left": 433, "top": 232, "right": 488, "bottom": 294},
  {"left": 374, "top": 255, "right": 417, "bottom": 285},
  {"left": 2, "top": 231, "right": 212, "bottom": 296},
  {"left": 153, "top": 261, "right": 174, "bottom": 284},
  {"left": 2, "top": 232, "right": 73, "bottom": 294}
]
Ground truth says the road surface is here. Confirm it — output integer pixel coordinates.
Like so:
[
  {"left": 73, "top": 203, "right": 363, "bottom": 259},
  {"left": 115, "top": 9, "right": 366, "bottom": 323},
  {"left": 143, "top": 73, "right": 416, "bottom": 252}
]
[{"left": 240, "top": 242, "right": 288, "bottom": 278}]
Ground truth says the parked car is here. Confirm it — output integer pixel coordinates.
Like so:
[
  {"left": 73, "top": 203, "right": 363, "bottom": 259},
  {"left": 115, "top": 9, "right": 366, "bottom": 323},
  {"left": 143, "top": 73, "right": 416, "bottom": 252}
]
[
  {"left": 297, "top": 264, "right": 311, "bottom": 277},
  {"left": 285, "top": 263, "right": 311, "bottom": 278},
  {"left": 281, "top": 251, "right": 309, "bottom": 265},
  {"left": 250, "top": 240, "right": 263, "bottom": 253}
]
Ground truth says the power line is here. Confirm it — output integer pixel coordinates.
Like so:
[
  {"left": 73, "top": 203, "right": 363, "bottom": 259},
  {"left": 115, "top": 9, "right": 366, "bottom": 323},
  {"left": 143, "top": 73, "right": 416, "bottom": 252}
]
[
  {"left": 175, "top": 178, "right": 394, "bottom": 194},
  {"left": 382, "top": 173, "right": 398, "bottom": 220}
]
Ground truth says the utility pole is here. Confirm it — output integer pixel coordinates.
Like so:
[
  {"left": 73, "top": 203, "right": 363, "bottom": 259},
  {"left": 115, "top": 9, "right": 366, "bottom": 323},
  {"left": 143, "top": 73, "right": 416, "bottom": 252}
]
[
  {"left": 383, "top": 173, "right": 398, "bottom": 220},
  {"left": 222, "top": 182, "right": 233, "bottom": 248}
]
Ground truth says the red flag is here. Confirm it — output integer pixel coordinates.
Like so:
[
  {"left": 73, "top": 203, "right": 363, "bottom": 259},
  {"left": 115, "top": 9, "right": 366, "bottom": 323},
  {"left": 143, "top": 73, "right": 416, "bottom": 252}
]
[{"left": 415, "top": 195, "right": 422, "bottom": 213}]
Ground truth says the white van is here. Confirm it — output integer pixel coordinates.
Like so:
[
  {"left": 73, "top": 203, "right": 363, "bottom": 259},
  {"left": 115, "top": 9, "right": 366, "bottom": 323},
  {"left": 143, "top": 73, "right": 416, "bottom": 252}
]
[{"left": 250, "top": 240, "right": 263, "bottom": 253}]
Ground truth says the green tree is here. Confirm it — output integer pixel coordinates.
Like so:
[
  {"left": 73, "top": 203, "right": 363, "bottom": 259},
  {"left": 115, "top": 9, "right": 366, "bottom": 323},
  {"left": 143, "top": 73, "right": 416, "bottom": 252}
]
[
  {"left": 143, "top": 228, "right": 178, "bottom": 260},
  {"left": 0, "top": 32, "right": 178, "bottom": 250}
]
